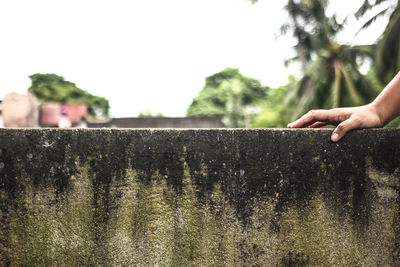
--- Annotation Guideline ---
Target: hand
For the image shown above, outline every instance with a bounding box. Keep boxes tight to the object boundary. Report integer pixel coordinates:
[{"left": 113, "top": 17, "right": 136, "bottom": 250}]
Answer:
[{"left": 287, "top": 104, "right": 384, "bottom": 142}]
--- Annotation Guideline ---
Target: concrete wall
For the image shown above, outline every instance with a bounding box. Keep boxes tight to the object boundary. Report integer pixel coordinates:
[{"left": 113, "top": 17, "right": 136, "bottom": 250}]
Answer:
[
  {"left": 0, "top": 128, "right": 399, "bottom": 266},
  {"left": 87, "top": 116, "right": 224, "bottom": 128}
]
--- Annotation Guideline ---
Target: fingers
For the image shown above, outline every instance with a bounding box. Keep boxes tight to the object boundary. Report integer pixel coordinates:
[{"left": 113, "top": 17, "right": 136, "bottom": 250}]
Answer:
[
  {"left": 331, "top": 116, "right": 361, "bottom": 142},
  {"left": 287, "top": 108, "right": 360, "bottom": 142},
  {"left": 288, "top": 109, "right": 333, "bottom": 128},
  {"left": 308, "top": 121, "right": 328, "bottom": 128}
]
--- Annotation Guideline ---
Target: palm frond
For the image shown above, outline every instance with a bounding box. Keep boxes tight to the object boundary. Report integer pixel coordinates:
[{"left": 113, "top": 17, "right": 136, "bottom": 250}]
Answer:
[
  {"left": 331, "top": 62, "right": 341, "bottom": 108},
  {"left": 356, "top": 8, "right": 389, "bottom": 35},
  {"left": 375, "top": 8, "right": 400, "bottom": 83},
  {"left": 355, "top": 0, "right": 373, "bottom": 18},
  {"left": 339, "top": 63, "right": 363, "bottom": 105},
  {"left": 291, "top": 79, "right": 317, "bottom": 120},
  {"left": 397, "top": 44, "right": 400, "bottom": 72},
  {"left": 284, "top": 75, "right": 308, "bottom": 105},
  {"left": 284, "top": 56, "right": 301, "bottom": 67},
  {"left": 348, "top": 44, "right": 375, "bottom": 57}
]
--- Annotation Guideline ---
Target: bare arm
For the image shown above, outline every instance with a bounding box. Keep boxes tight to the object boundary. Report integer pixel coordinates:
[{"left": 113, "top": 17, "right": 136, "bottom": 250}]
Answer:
[
  {"left": 371, "top": 71, "right": 400, "bottom": 125},
  {"left": 288, "top": 71, "right": 400, "bottom": 142}
]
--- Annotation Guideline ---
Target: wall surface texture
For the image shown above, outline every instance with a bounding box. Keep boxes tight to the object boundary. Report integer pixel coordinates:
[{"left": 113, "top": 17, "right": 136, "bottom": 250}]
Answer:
[
  {"left": 0, "top": 128, "right": 399, "bottom": 266},
  {"left": 86, "top": 116, "right": 224, "bottom": 128}
]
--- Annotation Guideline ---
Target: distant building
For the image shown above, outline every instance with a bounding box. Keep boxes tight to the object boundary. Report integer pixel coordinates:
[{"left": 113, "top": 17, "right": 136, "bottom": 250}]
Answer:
[
  {"left": 40, "top": 103, "right": 87, "bottom": 127},
  {"left": 2, "top": 92, "right": 40, "bottom": 127},
  {"left": 0, "top": 92, "right": 88, "bottom": 128},
  {"left": 87, "top": 116, "right": 225, "bottom": 128},
  {"left": 40, "top": 104, "right": 61, "bottom": 127},
  {"left": 0, "top": 93, "right": 222, "bottom": 129},
  {"left": 62, "top": 104, "right": 87, "bottom": 125}
]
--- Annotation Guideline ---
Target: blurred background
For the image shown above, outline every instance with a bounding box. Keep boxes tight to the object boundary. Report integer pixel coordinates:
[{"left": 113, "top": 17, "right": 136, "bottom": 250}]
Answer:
[{"left": 0, "top": 0, "right": 399, "bottom": 128}]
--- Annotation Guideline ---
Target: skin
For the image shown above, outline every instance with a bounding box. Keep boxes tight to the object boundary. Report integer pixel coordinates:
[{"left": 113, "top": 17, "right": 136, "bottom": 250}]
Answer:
[{"left": 288, "top": 71, "right": 400, "bottom": 142}]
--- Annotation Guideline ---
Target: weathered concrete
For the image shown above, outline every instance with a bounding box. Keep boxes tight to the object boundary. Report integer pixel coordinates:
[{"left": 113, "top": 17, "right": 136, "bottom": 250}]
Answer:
[
  {"left": 0, "top": 128, "right": 399, "bottom": 266},
  {"left": 86, "top": 116, "right": 224, "bottom": 128}
]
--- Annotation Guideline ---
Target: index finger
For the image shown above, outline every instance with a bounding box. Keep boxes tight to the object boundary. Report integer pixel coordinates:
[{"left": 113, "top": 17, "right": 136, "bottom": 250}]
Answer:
[{"left": 288, "top": 109, "right": 332, "bottom": 128}]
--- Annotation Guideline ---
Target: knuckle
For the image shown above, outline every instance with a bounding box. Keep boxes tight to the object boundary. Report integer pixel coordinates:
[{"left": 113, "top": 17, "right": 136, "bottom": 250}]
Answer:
[
  {"left": 336, "top": 124, "right": 346, "bottom": 131},
  {"left": 333, "top": 114, "right": 341, "bottom": 123},
  {"left": 308, "top": 109, "right": 317, "bottom": 118},
  {"left": 334, "top": 113, "right": 347, "bottom": 123},
  {"left": 338, "top": 114, "right": 347, "bottom": 122},
  {"left": 331, "top": 108, "right": 341, "bottom": 115}
]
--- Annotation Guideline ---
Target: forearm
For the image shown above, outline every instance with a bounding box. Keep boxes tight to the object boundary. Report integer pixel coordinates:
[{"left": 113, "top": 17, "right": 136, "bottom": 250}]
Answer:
[{"left": 371, "top": 71, "right": 400, "bottom": 125}]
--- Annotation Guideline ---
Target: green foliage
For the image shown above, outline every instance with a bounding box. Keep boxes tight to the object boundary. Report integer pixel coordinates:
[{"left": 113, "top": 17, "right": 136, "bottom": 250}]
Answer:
[
  {"left": 354, "top": 0, "right": 400, "bottom": 127},
  {"left": 355, "top": 0, "right": 400, "bottom": 84},
  {"left": 250, "top": 84, "right": 291, "bottom": 128},
  {"left": 385, "top": 116, "right": 400, "bottom": 128},
  {"left": 365, "top": 68, "right": 385, "bottom": 93},
  {"left": 28, "top": 73, "right": 109, "bottom": 118},
  {"left": 281, "top": 0, "right": 337, "bottom": 71},
  {"left": 138, "top": 110, "right": 164, "bottom": 118},
  {"left": 187, "top": 68, "right": 268, "bottom": 127},
  {"left": 249, "top": 0, "right": 399, "bottom": 128},
  {"left": 280, "top": 0, "right": 378, "bottom": 120},
  {"left": 287, "top": 49, "right": 378, "bottom": 120},
  {"left": 375, "top": 7, "right": 400, "bottom": 84}
]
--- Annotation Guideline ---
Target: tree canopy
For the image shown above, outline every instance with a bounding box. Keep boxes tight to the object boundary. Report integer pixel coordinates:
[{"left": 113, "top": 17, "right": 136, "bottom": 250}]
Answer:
[
  {"left": 187, "top": 68, "right": 268, "bottom": 127},
  {"left": 28, "top": 73, "right": 110, "bottom": 118},
  {"left": 279, "top": 0, "right": 378, "bottom": 119},
  {"left": 355, "top": 0, "right": 400, "bottom": 84},
  {"left": 193, "top": 0, "right": 400, "bottom": 128}
]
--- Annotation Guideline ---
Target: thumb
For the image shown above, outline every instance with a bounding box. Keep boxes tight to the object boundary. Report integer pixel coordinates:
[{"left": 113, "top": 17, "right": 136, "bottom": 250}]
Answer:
[{"left": 331, "top": 117, "right": 360, "bottom": 142}]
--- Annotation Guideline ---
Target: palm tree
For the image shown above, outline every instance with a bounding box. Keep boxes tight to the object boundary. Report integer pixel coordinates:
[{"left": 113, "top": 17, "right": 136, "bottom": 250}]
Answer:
[
  {"left": 286, "top": 43, "right": 376, "bottom": 119},
  {"left": 282, "top": 0, "right": 377, "bottom": 119},
  {"left": 355, "top": 0, "right": 400, "bottom": 84},
  {"left": 281, "top": 0, "right": 330, "bottom": 73}
]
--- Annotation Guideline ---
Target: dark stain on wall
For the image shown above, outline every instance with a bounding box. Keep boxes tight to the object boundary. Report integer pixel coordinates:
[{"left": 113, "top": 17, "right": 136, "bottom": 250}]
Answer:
[{"left": 0, "top": 128, "right": 399, "bottom": 266}]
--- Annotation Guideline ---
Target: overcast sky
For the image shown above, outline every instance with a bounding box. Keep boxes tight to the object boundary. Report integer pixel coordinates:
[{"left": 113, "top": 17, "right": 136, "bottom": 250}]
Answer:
[{"left": 0, "top": 0, "right": 388, "bottom": 117}]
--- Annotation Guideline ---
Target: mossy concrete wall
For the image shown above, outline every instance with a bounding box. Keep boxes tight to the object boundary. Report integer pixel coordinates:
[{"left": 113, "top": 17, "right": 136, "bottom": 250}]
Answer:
[{"left": 0, "top": 128, "right": 399, "bottom": 266}]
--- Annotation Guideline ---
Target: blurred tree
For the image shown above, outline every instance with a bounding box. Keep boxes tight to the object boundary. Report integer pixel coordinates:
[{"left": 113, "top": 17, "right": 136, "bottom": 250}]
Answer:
[
  {"left": 250, "top": 0, "right": 330, "bottom": 72},
  {"left": 281, "top": 0, "right": 377, "bottom": 120},
  {"left": 281, "top": 0, "right": 330, "bottom": 72},
  {"left": 286, "top": 44, "right": 377, "bottom": 119},
  {"left": 138, "top": 110, "right": 164, "bottom": 118},
  {"left": 28, "top": 73, "right": 110, "bottom": 118},
  {"left": 355, "top": 0, "right": 400, "bottom": 84},
  {"left": 187, "top": 68, "right": 268, "bottom": 127},
  {"left": 250, "top": 83, "right": 291, "bottom": 128}
]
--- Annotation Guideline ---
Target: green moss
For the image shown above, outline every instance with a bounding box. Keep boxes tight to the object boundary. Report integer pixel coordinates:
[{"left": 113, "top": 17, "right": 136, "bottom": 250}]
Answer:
[
  {"left": 51, "top": 160, "right": 98, "bottom": 266},
  {"left": 6, "top": 160, "right": 103, "bottom": 266},
  {"left": 273, "top": 194, "right": 369, "bottom": 266},
  {"left": 171, "top": 161, "right": 202, "bottom": 266},
  {"left": 8, "top": 182, "right": 55, "bottom": 266},
  {"left": 196, "top": 182, "right": 242, "bottom": 266},
  {"left": 365, "top": 158, "right": 400, "bottom": 265},
  {"left": 243, "top": 198, "right": 278, "bottom": 265},
  {"left": 106, "top": 168, "right": 177, "bottom": 266},
  {"left": 366, "top": 157, "right": 400, "bottom": 189}
]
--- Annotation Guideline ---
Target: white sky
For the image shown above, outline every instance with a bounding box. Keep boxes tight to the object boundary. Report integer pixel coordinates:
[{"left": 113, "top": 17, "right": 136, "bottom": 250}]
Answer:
[{"left": 0, "top": 0, "right": 388, "bottom": 117}]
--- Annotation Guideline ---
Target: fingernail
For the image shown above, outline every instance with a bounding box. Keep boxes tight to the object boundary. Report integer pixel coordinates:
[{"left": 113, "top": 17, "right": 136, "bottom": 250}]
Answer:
[
  {"left": 331, "top": 133, "right": 339, "bottom": 142},
  {"left": 287, "top": 123, "right": 293, "bottom": 128}
]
